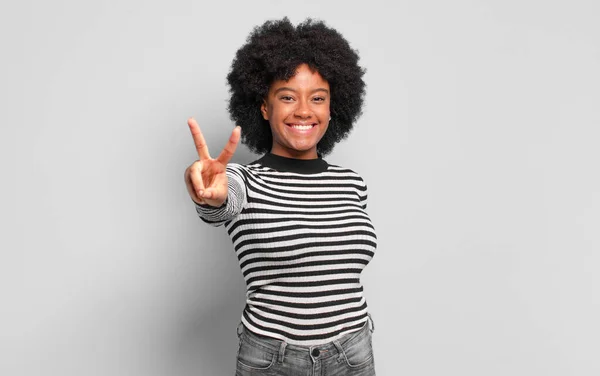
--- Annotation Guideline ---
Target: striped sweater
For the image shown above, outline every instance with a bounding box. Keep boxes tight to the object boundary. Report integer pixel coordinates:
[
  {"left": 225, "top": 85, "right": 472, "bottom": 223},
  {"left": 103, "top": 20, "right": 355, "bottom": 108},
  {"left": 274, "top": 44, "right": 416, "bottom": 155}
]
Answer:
[{"left": 195, "top": 152, "right": 377, "bottom": 346}]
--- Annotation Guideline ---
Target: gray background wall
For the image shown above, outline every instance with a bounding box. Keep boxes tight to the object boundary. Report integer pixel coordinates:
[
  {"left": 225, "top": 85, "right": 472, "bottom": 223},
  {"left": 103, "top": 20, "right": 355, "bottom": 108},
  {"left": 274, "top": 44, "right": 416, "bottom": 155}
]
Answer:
[{"left": 1, "top": 0, "right": 599, "bottom": 375}]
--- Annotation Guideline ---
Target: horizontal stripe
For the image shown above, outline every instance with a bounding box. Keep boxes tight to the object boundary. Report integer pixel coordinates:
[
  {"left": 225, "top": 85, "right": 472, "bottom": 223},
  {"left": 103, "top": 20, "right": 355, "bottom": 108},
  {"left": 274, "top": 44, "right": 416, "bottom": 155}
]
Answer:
[
  {"left": 255, "top": 286, "right": 363, "bottom": 298},
  {"left": 243, "top": 258, "right": 369, "bottom": 277},
  {"left": 237, "top": 239, "right": 376, "bottom": 263},
  {"left": 239, "top": 249, "right": 374, "bottom": 269},
  {"left": 246, "top": 268, "right": 364, "bottom": 286},
  {"left": 236, "top": 239, "right": 376, "bottom": 261}
]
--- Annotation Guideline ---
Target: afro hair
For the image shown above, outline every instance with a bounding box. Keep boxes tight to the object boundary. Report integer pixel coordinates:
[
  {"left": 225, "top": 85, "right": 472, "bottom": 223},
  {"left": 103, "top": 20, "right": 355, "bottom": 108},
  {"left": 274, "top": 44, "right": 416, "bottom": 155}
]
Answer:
[{"left": 226, "top": 17, "right": 366, "bottom": 156}]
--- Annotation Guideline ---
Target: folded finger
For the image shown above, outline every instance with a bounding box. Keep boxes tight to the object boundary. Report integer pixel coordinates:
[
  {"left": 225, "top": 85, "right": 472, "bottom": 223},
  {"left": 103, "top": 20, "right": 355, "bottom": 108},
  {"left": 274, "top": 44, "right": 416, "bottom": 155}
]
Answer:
[{"left": 189, "top": 162, "right": 206, "bottom": 197}]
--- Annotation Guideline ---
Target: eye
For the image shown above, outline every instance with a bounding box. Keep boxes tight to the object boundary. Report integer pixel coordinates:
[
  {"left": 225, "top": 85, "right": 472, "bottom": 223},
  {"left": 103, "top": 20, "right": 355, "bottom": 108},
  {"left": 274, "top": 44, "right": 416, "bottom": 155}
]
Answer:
[
  {"left": 280, "top": 95, "right": 294, "bottom": 102},
  {"left": 313, "top": 96, "right": 326, "bottom": 102}
]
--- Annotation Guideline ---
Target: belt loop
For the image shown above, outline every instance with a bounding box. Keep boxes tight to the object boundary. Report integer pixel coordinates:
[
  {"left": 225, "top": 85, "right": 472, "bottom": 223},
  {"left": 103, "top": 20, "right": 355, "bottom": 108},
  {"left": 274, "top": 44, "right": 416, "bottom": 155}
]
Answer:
[
  {"left": 278, "top": 341, "right": 287, "bottom": 364},
  {"left": 367, "top": 313, "right": 375, "bottom": 334},
  {"left": 236, "top": 321, "right": 244, "bottom": 338},
  {"left": 333, "top": 340, "right": 345, "bottom": 363}
]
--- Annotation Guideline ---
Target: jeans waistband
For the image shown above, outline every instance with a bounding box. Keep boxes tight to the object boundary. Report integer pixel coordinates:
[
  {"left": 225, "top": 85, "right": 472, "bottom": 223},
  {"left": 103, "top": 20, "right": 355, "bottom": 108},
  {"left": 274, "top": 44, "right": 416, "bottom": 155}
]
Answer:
[{"left": 236, "top": 313, "right": 375, "bottom": 363}]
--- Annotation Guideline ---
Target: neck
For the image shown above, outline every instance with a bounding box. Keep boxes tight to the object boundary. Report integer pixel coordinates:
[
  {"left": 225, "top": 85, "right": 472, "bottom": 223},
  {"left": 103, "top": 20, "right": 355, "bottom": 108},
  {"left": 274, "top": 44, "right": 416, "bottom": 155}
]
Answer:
[{"left": 270, "top": 147, "right": 318, "bottom": 160}]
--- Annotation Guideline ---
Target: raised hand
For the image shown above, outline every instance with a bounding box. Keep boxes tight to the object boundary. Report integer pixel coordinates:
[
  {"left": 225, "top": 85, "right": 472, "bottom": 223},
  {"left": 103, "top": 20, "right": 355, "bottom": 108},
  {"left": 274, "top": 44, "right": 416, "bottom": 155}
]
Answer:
[{"left": 184, "top": 118, "right": 241, "bottom": 207}]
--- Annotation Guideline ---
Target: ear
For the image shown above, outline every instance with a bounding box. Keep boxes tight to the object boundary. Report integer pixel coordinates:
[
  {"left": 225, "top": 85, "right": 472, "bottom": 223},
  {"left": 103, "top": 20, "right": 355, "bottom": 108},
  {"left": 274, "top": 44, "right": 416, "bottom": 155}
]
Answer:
[{"left": 260, "top": 100, "right": 269, "bottom": 120}]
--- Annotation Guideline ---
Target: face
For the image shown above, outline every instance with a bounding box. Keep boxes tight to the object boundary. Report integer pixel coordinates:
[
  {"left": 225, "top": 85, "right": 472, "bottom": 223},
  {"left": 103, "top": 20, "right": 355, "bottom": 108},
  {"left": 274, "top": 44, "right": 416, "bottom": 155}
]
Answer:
[{"left": 261, "top": 64, "right": 330, "bottom": 159}]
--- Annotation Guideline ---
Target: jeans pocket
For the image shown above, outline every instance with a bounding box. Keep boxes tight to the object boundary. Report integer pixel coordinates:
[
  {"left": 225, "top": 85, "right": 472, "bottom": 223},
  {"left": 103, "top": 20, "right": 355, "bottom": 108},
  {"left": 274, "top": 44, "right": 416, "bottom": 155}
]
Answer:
[
  {"left": 236, "top": 339, "right": 277, "bottom": 371},
  {"left": 340, "top": 328, "right": 374, "bottom": 368}
]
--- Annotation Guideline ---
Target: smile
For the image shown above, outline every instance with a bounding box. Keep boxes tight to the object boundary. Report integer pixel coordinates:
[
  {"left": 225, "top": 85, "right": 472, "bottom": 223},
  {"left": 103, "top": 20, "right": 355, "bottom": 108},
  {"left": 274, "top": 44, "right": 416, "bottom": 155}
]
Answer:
[{"left": 287, "top": 123, "right": 316, "bottom": 131}]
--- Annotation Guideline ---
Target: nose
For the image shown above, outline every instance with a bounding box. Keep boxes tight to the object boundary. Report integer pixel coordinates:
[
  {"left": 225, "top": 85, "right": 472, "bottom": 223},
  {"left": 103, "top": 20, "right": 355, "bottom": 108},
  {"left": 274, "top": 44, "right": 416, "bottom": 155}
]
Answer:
[{"left": 294, "top": 99, "right": 312, "bottom": 119}]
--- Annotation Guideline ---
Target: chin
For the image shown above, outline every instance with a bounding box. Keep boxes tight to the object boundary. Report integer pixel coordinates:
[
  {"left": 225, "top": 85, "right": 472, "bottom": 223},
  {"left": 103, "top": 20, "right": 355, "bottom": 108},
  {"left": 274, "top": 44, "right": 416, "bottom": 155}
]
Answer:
[{"left": 290, "top": 143, "right": 318, "bottom": 152}]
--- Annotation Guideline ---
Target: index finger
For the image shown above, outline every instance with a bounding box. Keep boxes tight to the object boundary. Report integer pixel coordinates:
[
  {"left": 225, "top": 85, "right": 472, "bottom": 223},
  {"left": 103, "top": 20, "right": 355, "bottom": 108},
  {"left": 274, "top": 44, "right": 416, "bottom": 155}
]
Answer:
[
  {"left": 187, "top": 117, "right": 211, "bottom": 160},
  {"left": 216, "top": 126, "right": 241, "bottom": 165}
]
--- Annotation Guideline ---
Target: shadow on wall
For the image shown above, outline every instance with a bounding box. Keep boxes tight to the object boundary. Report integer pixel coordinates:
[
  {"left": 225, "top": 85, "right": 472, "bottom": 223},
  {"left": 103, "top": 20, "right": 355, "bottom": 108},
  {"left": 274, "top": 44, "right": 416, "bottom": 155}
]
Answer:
[{"left": 165, "top": 227, "right": 247, "bottom": 375}]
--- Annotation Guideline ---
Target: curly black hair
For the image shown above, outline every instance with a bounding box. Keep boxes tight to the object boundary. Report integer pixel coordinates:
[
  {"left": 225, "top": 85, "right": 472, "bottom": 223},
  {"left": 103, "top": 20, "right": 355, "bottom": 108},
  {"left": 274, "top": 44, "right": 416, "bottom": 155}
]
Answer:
[{"left": 226, "top": 17, "right": 366, "bottom": 156}]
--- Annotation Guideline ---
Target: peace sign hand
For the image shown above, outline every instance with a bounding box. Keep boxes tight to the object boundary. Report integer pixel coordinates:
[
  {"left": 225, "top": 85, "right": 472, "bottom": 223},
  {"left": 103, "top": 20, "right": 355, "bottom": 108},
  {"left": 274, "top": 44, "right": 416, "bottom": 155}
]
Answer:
[{"left": 184, "top": 118, "right": 241, "bottom": 207}]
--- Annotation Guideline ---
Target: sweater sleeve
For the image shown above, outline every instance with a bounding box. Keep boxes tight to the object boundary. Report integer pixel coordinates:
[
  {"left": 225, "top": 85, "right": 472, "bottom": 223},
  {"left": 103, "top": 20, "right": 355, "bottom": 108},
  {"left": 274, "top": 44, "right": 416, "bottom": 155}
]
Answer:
[
  {"left": 359, "top": 182, "right": 368, "bottom": 210},
  {"left": 355, "top": 173, "right": 368, "bottom": 210},
  {"left": 194, "top": 164, "right": 247, "bottom": 227}
]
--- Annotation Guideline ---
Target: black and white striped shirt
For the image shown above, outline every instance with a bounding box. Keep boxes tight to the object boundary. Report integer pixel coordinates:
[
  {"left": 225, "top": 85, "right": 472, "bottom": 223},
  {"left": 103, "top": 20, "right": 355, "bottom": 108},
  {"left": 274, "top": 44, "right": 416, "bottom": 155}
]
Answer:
[{"left": 195, "top": 153, "right": 377, "bottom": 346}]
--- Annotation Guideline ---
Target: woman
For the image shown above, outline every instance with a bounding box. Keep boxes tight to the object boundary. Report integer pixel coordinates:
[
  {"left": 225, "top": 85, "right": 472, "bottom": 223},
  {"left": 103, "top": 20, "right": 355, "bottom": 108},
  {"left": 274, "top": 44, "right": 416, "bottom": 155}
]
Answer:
[{"left": 184, "top": 18, "right": 377, "bottom": 375}]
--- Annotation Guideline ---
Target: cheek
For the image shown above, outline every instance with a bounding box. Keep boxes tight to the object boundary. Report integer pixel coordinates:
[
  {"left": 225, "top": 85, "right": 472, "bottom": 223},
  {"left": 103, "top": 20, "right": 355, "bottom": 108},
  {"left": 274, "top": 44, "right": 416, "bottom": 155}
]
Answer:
[
  {"left": 267, "top": 101, "right": 287, "bottom": 118},
  {"left": 319, "top": 103, "right": 331, "bottom": 119},
  {"left": 274, "top": 108, "right": 294, "bottom": 122}
]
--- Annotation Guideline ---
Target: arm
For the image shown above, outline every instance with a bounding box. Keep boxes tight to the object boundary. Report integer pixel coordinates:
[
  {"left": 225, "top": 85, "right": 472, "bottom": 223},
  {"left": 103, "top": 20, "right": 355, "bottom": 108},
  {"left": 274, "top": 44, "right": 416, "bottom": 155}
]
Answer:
[{"left": 356, "top": 174, "right": 368, "bottom": 210}]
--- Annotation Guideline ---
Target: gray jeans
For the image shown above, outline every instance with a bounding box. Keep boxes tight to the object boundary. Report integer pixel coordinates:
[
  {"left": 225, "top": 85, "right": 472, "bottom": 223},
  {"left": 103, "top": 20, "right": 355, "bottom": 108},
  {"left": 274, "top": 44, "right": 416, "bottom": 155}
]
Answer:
[{"left": 235, "top": 315, "right": 376, "bottom": 376}]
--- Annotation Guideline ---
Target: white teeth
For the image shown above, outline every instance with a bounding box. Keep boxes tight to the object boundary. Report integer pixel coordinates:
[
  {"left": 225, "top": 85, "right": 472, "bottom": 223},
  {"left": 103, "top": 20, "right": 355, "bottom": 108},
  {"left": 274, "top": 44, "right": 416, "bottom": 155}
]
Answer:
[{"left": 291, "top": 124, "right": 314, "bottom": 130}]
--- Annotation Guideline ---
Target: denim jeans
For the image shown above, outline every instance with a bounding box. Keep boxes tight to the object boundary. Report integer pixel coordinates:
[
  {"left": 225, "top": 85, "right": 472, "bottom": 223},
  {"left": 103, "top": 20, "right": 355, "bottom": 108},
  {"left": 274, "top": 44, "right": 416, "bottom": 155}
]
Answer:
[{"left": 234, "top": 315, "right": 376, "bottom": 376}]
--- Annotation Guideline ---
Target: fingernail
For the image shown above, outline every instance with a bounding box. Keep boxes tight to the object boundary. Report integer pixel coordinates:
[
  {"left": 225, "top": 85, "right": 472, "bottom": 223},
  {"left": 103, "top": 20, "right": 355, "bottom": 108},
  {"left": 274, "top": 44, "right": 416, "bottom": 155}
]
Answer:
[{"left": 198, "top": 190, "right": 204, "bottom": 196}]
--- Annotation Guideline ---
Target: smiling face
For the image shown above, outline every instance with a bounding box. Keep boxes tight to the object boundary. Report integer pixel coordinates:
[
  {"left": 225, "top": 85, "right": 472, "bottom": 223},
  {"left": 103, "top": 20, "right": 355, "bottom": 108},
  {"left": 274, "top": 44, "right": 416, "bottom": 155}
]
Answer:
[{"left": 261, "top": 64, "right": 331, "bottom": 159}]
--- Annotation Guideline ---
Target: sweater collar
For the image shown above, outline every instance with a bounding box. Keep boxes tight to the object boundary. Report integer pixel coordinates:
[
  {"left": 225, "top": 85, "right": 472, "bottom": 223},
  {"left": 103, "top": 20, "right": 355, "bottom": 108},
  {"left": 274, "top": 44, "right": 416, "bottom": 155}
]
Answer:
[{"left": 254, "top": 153, "right": 329, "bottom": 174}]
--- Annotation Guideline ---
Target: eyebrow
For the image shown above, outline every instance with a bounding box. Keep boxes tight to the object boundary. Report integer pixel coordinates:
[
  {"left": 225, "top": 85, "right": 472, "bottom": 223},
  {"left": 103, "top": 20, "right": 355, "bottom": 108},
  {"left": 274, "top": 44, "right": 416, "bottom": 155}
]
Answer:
[{"left": 273, "top": 87, "right": 329, "bottom": 95}]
